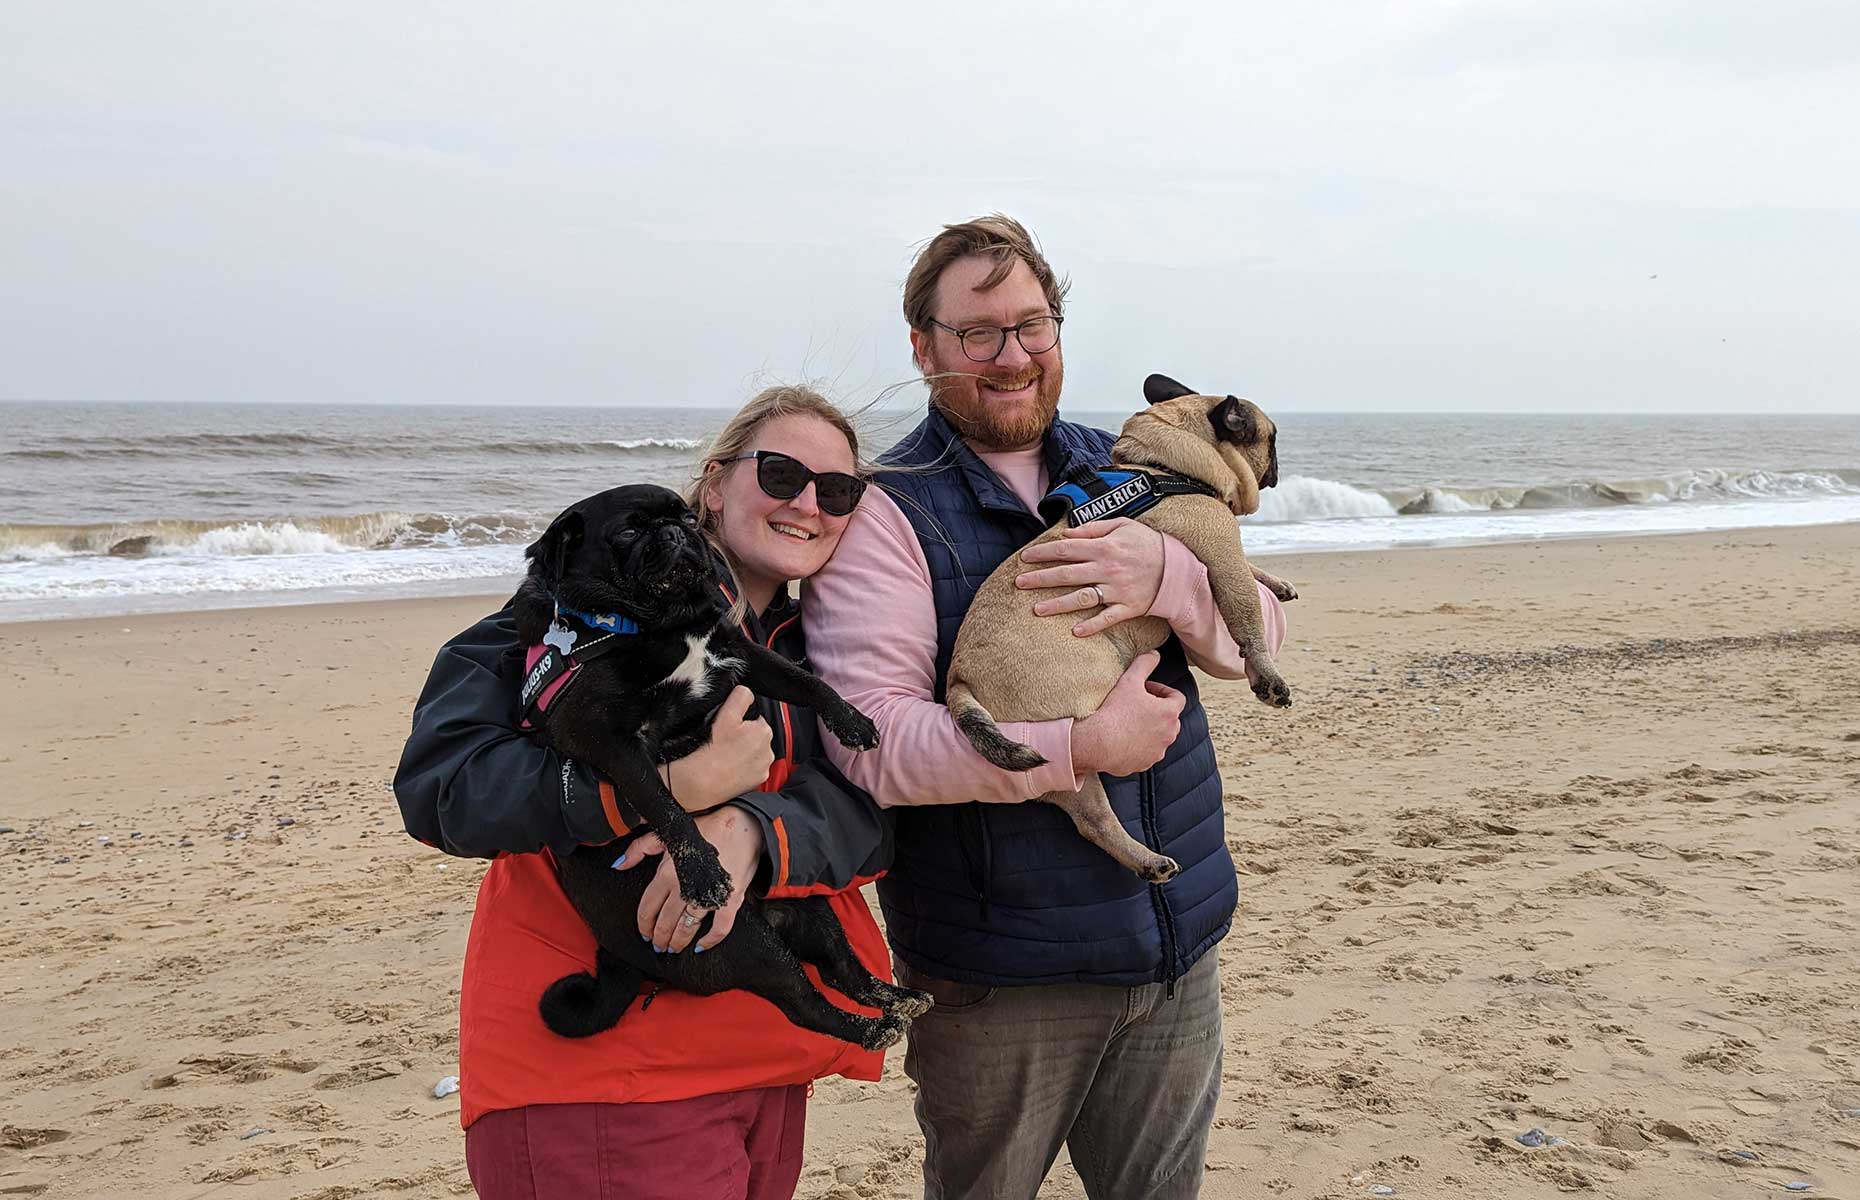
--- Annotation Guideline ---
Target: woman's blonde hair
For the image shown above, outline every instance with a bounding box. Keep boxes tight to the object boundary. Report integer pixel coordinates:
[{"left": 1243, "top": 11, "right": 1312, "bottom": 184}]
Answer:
[{"left": 685, "top": 385, "right": 866, "bottom": 612}]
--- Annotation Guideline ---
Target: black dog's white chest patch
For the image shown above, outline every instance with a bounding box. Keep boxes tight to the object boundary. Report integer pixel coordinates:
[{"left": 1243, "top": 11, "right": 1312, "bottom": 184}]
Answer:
[{"left": 662, "top": 633, "right": 743, "bottom": 700}]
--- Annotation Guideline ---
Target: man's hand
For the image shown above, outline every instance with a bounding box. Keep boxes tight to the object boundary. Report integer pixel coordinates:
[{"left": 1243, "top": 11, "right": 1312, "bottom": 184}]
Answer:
[
  {"left": 618, "top": 806, "right": 765, "bottom": 953},
  {"left": 661, "top": 686, "right": 774, "bottom": 813},
  {"left": 1016, "top": 518, "right": 1165, "bottom": 638},
  {"left": 1069, "top": 651, "right": 1184, "bottom": 777}
]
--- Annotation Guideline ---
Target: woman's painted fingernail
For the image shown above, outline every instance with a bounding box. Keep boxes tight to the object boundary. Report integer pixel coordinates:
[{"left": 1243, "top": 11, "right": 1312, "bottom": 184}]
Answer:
[
  {"left": 611, "top": 853, "right": 627, "bottom": 869},
  {"left": 693, "top": 945, "right": 706, "bottom": 955},
  {"left": 652, "top": 944, "right": 665, "bottom": 954}
]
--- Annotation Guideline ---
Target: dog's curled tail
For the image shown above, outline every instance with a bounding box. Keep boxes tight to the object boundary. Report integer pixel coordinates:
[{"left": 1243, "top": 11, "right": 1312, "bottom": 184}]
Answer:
[
  {"left": 948, "top": 680, "right": 1047, "bottom": 771},
  {"left": 539, "top": 948, "right": 644, "bottom": 1039}
]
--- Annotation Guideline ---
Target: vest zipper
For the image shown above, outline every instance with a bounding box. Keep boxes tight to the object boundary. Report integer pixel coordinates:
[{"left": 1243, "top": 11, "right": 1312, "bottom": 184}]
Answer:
[{"left": 1138, "top": 767, "right": 1179, "bottom": 997}]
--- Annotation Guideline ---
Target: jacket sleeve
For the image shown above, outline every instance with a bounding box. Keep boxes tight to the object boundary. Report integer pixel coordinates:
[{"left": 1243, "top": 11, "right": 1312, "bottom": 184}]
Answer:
[
  {"left": 393, "top": 609, "right": 622, "bottom": 858},
  {"left": 728, "top": 758, "right": 891, "bottom": 896}
]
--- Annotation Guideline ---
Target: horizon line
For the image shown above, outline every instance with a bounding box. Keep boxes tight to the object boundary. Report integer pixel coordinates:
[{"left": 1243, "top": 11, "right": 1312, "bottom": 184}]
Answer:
[{"left": 2, "top": 396, "right": 1855, "bottom": 419}]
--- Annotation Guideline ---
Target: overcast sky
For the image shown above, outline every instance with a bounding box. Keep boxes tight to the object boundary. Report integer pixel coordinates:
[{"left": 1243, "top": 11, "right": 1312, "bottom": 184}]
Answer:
[{"left": 4, "top": 1, "right": 1856, "bottom": 413}]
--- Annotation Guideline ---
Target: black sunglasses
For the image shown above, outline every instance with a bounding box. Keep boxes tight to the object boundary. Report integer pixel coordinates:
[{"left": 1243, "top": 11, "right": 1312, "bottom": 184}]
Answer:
[{"left": 729, "top": 450, "right": 868, "bottom": 517}]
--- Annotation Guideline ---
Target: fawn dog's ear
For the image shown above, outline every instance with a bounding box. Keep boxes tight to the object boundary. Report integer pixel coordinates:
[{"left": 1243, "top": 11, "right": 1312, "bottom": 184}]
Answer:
[
  {"left": 525, "top": 507, "right": 585, "bottom": 584},
  {"left": 1143, "top": 374, "right": 1197, "bottom": 405}
]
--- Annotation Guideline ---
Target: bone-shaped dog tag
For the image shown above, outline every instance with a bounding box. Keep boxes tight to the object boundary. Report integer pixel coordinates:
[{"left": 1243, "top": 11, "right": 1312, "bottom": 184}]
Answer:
[{"left": 542, "top": 622, "right": 578, "bottom": 656}]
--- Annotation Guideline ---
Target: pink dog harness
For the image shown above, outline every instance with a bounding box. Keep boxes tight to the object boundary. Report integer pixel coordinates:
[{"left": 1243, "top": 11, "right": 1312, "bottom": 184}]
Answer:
[{"left": 518, "top": 603, "right": 639, "bottom": 730}]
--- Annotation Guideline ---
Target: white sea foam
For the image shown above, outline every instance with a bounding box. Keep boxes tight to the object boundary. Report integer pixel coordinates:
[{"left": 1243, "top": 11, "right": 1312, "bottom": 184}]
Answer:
[
  {"left": 0, "top": 543, "right": 528, "bottom": 621},
  {"left": 1252, "top": 476, "right": 1397, "bottom": 523},
  {"left": 1241, "top": 493, "right": 1860, "bottom": 557},
  {"left": 602, "top": 437, "right": 703, "bottom": 451},
  {"left": 169, "top": 521, "right": 361, "bottom": 557}
]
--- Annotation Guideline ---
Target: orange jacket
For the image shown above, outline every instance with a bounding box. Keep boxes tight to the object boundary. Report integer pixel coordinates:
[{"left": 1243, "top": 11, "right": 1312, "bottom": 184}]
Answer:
[
  {"left": 457, "top": 844, "right": 887, "bottom": 1126},
  {"left": 392, "top": 594, "right": 893, "bottom": 1128}
]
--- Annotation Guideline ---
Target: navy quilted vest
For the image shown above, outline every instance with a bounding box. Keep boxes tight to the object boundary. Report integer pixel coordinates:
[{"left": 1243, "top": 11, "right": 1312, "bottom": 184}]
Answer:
[{"left": 874, "top": 408, "right": 1236, "bottom": 989}]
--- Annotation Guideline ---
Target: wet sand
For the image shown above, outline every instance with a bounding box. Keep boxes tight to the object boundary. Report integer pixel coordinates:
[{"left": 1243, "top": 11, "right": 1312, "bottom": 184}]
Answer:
[{"left": 2, "top": 523, "right": 1857, "bottom": 1198}]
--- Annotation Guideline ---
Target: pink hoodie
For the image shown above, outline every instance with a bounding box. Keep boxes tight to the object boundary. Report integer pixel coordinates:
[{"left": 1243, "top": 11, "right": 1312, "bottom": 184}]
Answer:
[{"left": 802, "top": 443, "right": 1287, "bottom": 808}]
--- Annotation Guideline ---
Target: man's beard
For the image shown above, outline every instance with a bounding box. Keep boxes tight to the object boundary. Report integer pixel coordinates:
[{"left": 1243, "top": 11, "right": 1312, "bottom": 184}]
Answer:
[{"left": 927, "top": 360, "right": 1064, "bottom": 452}]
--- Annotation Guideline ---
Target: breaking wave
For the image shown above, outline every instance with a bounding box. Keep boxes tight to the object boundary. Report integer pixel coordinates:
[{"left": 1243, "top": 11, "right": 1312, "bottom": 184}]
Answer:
[
  {"left": 0, "top": 512, "right": 543, "bottom": 563},
  {"left": 1252, "top": 468, "right": 1860, "bottom": 524}
]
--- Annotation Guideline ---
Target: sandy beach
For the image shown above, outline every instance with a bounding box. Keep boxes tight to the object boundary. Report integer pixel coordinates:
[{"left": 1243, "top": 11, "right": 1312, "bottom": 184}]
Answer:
[{"left": 3, "top": 523, "right": 1858, "bottom": 1199}]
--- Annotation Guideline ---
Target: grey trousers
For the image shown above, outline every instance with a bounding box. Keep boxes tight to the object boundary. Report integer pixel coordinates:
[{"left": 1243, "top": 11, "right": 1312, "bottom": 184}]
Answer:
[{"left": 898, "top": 950, "right": 1222, "bottom": 1200}]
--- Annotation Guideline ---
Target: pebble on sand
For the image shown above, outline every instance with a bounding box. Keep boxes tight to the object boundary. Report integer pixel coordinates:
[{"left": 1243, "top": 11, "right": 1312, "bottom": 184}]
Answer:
[{"left": 434, "top": 1075, "right": 460, "bottom": 1099}]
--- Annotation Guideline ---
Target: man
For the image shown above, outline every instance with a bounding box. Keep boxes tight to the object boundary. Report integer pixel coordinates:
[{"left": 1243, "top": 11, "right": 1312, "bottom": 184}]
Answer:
[{"left": 803, "top": 215, "right": 1288, "bottom": 1199}]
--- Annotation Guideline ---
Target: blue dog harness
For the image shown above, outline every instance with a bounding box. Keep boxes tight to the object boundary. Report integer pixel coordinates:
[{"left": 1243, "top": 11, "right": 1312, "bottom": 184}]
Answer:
[{"left": 1038, "top": 466, "right": 1222, "bottom": 528}]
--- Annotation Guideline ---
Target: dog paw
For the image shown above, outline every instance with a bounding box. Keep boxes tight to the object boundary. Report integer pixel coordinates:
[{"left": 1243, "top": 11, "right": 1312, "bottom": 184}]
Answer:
[
  {"left": 1252, "top": 674, "right": 1293, "bottom": 708},
  {"left": 862, "top": 1015, "right": 909, "bottom": 1051},
  {"left": 672, "top": 849, "right": 733, "bottom": 911},
  {"left": 825, "top": 706, "right": 880, "bottom": 752},
  {"left": 681, "top": 872, "right": 733, "bottom": 912},
  {"left": 1270, "top": 579, "right": 1299, "bottom": 602},
  {"left": 1141, "top": 856, "right": 1181, "bottom": 884},
  {"left": 883, "top": 986, "right": 936, "bottom": 1019}
]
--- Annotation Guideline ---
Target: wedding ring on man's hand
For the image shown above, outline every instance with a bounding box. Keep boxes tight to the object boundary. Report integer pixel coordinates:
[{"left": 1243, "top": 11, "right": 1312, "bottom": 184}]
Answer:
[{"left": 1086, "top": 584, "right": 1105, "bottom": 608}]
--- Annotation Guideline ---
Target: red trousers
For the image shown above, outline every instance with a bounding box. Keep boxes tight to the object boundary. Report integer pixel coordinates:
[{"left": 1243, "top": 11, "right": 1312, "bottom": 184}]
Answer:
[{"left": 465, "top": 1086, "right": 808, "bottom": 1200}]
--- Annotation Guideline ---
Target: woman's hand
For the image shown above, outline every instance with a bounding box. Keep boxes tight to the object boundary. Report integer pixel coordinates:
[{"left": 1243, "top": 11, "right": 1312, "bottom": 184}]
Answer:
[
  {"left": 661, "top": 686, "right": 774, "bottom": 813},
  {"left": 618, "top": 806, "right": 765, "bottom": 953}
]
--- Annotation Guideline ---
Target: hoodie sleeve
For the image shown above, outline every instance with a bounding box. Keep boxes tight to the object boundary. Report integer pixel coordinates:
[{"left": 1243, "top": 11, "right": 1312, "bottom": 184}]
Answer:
[
  {"left": 728, "top": 758, "right": 892, "bottom": 897},
  {"left": 393, "top": 609, "right": 622, "bottom": 858}
]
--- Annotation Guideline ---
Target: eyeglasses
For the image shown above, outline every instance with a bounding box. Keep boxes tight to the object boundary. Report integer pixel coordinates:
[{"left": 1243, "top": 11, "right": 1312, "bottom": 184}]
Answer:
[
  {"left": 927, "top": 314, "right": 1064, "bottom": 363},
  {"left": 729, "top": 451, "right": 868, "bottom": 517}
]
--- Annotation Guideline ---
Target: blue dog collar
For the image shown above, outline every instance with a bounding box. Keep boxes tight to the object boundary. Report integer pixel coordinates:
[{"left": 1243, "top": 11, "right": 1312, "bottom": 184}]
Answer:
[{"left": 556, "top": 603, "right": 640, "bottom": 635}]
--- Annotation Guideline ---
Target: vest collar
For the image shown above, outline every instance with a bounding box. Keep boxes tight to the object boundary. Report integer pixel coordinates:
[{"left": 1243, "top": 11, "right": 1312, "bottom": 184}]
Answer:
[{"left": 901, "top": 407, "right": 1100, "bottom": 521}]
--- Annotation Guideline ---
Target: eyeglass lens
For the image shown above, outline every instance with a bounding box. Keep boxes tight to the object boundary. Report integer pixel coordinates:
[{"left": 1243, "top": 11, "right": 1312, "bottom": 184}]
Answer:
[
  {"left": 958, "top": 316, "right": 1060, "bottom": 362},
  {"left": 755, "top": 453, "right": 864, "bottom": 516}
]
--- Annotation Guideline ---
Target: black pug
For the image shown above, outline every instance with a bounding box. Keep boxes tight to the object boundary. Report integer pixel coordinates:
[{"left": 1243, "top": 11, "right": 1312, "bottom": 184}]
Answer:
[{"left": 512, "top": 483, "right": 931, "bottom": 1050}]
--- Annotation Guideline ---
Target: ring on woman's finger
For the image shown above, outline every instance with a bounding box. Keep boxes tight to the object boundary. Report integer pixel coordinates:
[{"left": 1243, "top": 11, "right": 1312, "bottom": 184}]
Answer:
[{"left": 678, "top": 911, "right": 702, "bottom": 928}]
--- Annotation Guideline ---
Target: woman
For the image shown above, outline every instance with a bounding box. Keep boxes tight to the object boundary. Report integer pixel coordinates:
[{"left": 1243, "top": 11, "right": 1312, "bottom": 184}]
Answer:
[{"left": 394, "top": 386, "right": 889, "bottom": 1200}]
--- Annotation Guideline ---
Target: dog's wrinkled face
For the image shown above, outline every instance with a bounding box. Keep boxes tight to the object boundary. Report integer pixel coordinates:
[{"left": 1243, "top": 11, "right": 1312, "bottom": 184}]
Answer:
[
  {"left": 526, "top": 484, "right": 721, "bottom": 626},
  {"left": 1124, "top": 373, "right": 1280, "bottom": 514},
  {"left": 1207, "top": 395, "right": 1279, "bottom": 492}
]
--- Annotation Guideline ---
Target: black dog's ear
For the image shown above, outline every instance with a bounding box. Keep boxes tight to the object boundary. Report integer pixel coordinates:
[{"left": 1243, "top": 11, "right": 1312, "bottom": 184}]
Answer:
[
  {"left": 1213, "top": 396, "right": 1256, "bottom": 443},
  {"left": 525, "top": 507, "right": 585, "bottom": 583},
  {"left": 1143, "top": 374, "right": 1197, "bottom": 405}
]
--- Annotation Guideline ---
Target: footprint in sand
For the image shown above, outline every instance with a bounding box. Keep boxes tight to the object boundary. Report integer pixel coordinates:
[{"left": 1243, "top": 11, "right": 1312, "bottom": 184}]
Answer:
[
  {"left": 0, "top": 1126, "right": 70, "bottom": 1149},
  {"left": 147, "top": 1052, "right": 320, "bottom": 1089},
  {"left": 1682, "top": 1035, "right": 1760, "bottom": 1074},
  {"left": 312, "top": 1059, "right": 405, "bottom": 1090}
]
